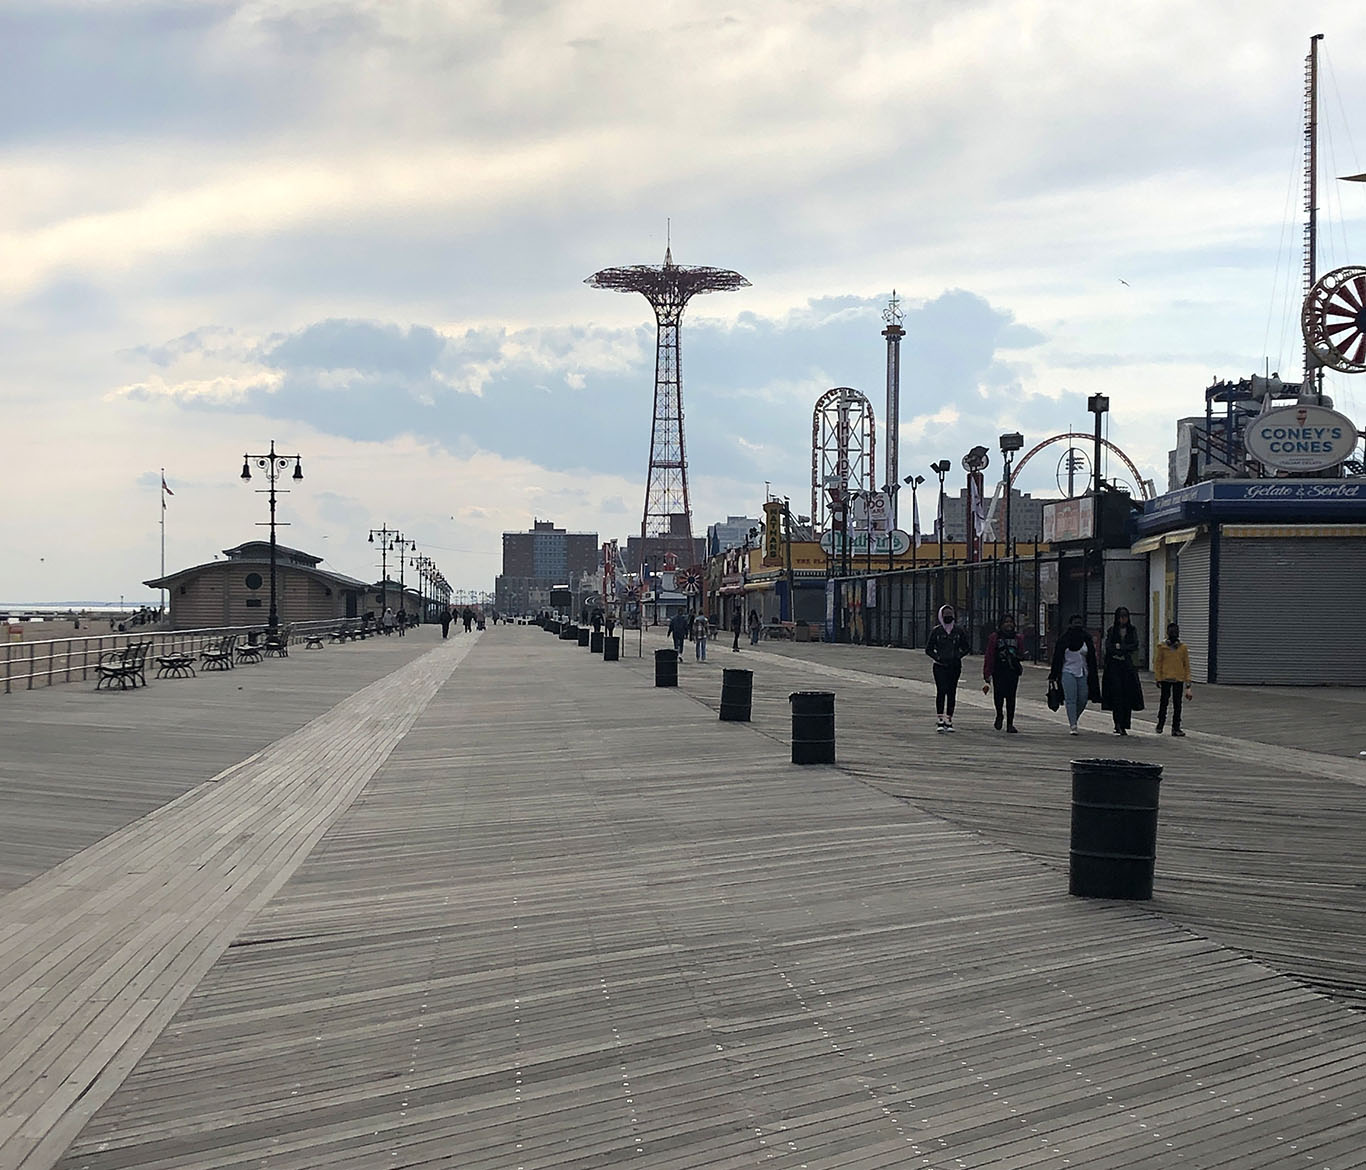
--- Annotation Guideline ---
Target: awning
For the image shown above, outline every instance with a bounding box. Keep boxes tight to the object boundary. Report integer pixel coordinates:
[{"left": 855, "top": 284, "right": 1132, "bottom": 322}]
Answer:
[
  {"left": 743, "top": 581, "right": 775, "bottom": 593},
  {"left": 1130, "top": 525, "right": 1201, "bottom": 555}
]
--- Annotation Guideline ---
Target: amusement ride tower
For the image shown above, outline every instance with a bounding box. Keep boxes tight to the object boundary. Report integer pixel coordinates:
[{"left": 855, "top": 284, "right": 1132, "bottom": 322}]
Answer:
[{"left": 587, "top": 245, "right": 749, "bottom": 574}]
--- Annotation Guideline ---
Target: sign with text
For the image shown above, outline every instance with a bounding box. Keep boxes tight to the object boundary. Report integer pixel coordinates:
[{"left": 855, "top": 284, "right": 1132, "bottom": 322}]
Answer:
[
  {"left": 850, "top": 490, "right": 893, "bottom": 533},
  {"left": 763, "top": 500, "right": 785, "bottom": 565},
  {"left": 820, "top": 529, "right": 911, "bottom": 556},
  {"left": 1243, "top": 404, "right": 1358, "bottom": 472},
  {"left": 1042, "top": 497, "right": 1095, "bottom": 543}
]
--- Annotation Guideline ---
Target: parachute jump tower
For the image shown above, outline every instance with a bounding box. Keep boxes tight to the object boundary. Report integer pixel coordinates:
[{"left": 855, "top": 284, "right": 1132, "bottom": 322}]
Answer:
[{"left": 587, "top": 246, "right": 749, "bottom": 573}]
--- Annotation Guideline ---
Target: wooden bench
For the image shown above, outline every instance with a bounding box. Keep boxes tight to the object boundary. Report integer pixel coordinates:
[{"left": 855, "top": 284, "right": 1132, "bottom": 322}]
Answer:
[
  {"left": 329, "top": 622, "right": 358, "bottom": 643},
  {"left": 154, "top": 650, "right": 196, "bottom": 678},
  {"left": 761, "top": 621, "right": 797, "bottom": 641},
  {"left": 95, "top": 643, "right": 150, "bottom": 690},
  {"left": 200, "top": 635, "right": 237, "bottom": 671}
]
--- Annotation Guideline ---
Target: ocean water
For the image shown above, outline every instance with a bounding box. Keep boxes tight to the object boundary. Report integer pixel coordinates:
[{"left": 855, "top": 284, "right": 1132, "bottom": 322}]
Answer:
[{"left": 0, "top": 603, "right": 156, "bottom": 618}]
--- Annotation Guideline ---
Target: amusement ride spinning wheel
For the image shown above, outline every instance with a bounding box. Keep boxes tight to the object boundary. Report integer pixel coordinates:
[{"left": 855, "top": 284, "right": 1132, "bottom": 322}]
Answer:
[{"left": 1302, "top": 265, "right": 1366, "bottom": 373}]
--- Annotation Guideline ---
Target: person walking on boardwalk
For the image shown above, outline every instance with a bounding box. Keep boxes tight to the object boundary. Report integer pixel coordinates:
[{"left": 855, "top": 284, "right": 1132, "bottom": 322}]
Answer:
[
  {"left": 730, "top": 608, "right": 743, "bottom": 651},
  {"left": 605, "top": 611, "right": 616, "bottom": 637},
  {"left": 748, "top": 608, "right": 762, "bottom": 645},
  {"left": 667, "top": 610, "right": 690, "bottom": 662},
  {"left": 439, "top": 606, "right": 452, "bottom": 639},
  {"left": 1101, "top": 606, "right": 1144, "bottom": 736},
  {"left": 591, "top": 608, "right": 603, "bottom": 634},
  {"left": 692, "top": 611, "right": 710, "bottom": 661},
  {"left": 396, "top": 608, "right": 407, "bottom": 636},
  {"left": 462, "top": 607, "right": 474, "bottom": 633},
  {"left": 926, "top": 604, "right": 970, "bottom": 733},
  {"left": 1050, "top": 614, "right": 1100, "bottom": 735},
  {"left": 382, "top": 607, "right": 396, "bottom": 635},
  {"left": 1153, "top": 621, "right": 1192, "bottom": 736},
  {"left": 982, "top": 614, "right": 1024, "bottom": 733}
]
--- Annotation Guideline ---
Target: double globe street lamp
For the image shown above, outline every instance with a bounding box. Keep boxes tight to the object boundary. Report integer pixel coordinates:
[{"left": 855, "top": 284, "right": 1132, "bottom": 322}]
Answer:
[{"left": 240, "top": 441, "right": 303, "bottom": 635}]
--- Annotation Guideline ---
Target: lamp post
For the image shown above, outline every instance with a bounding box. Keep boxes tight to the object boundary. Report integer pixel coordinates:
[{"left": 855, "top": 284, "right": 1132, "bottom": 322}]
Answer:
[
  {"left": 999, "top": 431, "right": 1025, "bottom": 618},
  {"left": 931, "top": 460, "right": 952, "bottom": 566},
  {"left": 1086, "top": 394, "right": 1110, "bottom": 631},
  {"left": 368, "top": 525, "right": 399, "bottom": 613},
  {"left": 240, "top": 440, "right": 303, "bottom": 634},
  {"left": 1087, "top": 395, "right": 1109, "bottom": 498},
  {"left": 392, "top": 535, "right": 415, "bottom": 618},
  {"left": 904, "top": 474, "right": 924, "bottom": 571}
]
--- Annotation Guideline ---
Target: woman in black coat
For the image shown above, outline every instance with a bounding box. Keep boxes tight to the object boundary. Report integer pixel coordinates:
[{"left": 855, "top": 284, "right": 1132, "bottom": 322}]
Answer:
[{"left": 1101, "top": 606, "right": 1144, "bottom": 735}]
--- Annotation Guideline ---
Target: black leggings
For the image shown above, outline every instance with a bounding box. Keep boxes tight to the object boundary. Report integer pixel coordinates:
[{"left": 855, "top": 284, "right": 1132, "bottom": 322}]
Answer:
[
  {"left": 993, "top": 672, "right": 1019, "bottom": 725},
  {"left": 933, "top": 661, "right": 962, "bottom": 717}
]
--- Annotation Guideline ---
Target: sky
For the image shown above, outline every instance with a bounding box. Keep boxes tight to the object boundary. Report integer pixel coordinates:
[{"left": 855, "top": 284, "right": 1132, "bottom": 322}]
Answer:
[{"left": 4, "top": 0, "right": 1366, "bottom": 602}]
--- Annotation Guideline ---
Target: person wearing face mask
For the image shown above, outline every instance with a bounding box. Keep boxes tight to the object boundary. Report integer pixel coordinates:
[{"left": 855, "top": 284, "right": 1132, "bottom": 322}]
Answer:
[
  {"left": 982, "top": 614, "right": 1025, "bottom": 733},
  {"left": 1152, "top": 621, "right": 1192, "bottom": 736},
  {"left": 926, "top": 604, "right": 971, "bottom": 732},
  {"left": 1101, "top": 605, "right": 1144, "bottom": 736},
  {"left": 1049, "top": 614, "right": 1100, "bottom": 735}
]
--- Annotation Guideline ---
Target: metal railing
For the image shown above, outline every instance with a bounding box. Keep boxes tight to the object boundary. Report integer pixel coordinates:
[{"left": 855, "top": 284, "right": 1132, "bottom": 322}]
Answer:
[{"left": 1, "top": 619, "right": 343, "bottom": 695}]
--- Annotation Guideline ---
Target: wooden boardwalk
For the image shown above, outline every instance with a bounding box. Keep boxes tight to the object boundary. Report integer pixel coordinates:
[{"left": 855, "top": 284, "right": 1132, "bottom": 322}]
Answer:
[{"left": 0, "top": 626, "right": 1362, "bottom": 1168}]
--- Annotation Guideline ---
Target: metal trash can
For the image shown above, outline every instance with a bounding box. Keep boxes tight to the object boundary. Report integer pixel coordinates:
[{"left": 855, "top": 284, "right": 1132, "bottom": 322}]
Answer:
[
  {"left": 590, "top": 631, "right": 603, "bottom": 653},
  {"left": 561, "top": 624, "right": 577, "bottom": 641},
  {"left": 719, "top": 669, "right": 753, "bottom": 722},
  {"left": 577, "top": 627, "right": 590, "bottom": 647},
  {"left": 1069, "top": 758, "right": 1162, "bottom": 900},
  {"left": 603, "top": 635, "right": 620, "bottom": 662},
  {"left": 654, "top": 648, "right": 678, "bottom": 687},
  {"left": 789, "top": 691, "right": 835, "bottom": 764}
]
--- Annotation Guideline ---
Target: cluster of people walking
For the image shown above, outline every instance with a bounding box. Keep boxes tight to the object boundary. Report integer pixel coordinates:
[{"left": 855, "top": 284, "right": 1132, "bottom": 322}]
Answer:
[{"left": 926, "top": 607, "right": 1192, "bottom": 736}]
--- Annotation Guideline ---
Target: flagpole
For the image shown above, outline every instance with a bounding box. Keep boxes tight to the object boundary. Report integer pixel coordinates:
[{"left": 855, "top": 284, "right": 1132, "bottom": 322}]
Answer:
[{"left": 160, "top": 468, "right": 166, "bottom": 616}]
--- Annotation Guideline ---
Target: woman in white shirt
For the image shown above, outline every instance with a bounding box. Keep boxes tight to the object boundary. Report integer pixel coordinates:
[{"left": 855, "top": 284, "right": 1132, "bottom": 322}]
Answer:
[{"left": 1049, "top": 614, "right": 1100, "bottom": 735}]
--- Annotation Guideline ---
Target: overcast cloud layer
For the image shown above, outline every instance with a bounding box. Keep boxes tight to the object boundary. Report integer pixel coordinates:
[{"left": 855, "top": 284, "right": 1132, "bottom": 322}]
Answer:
[{"left": 4, "top": 0, "right": 1365, "bottom": 601}]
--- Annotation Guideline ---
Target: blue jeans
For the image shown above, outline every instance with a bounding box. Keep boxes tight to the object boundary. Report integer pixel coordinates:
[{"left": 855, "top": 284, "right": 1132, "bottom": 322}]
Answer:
[
  {"left": 1061, "top": 671, "right": 1089, "bottom": 726},
  {"left": 696, "top": 638, "right": 707, "bottom": 661}
]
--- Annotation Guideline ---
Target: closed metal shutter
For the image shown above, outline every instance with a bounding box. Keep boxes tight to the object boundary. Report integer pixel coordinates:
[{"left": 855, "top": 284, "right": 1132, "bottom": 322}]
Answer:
[
  {"left": 1176, "top": 536, "right": 1211, "bottom": 682},
  {"left": 1219, "top": 537, "right": 1366, "bottom": 684}
]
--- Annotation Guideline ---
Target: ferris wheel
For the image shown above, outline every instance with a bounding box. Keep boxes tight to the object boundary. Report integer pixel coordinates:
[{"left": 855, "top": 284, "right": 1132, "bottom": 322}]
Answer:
[{"left": 1302, "top": 265, "right": 1366, "bottom": 374}]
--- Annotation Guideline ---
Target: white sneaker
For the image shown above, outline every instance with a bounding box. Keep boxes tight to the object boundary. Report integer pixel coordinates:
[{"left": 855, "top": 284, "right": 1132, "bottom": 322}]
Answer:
[
  {"left": 936, "top": 718, "right": 946, "bottom": 732},
  {"left": 1069, "top": 725, "right": 1079, "bottom": 736},
  {"left": 943, "top": 721, "right": 955, "bottom": 733}
]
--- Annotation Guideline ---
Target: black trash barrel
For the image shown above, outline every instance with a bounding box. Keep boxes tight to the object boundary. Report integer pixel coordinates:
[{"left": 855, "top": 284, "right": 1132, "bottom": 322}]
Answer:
[
  {"left": 590, "top": 631, "right": 603, "bottom": 653},
  {"left": 719, "top": 669, "right": 753, "bottom": 722},
  {"left": 577, "top": 627, "right": 590, "bottom": 647},
  {"left": 1069, "top": 758, "right": 1162, "bottom": 900},
  {"left": 603, "top": 635, "right": 620, "bottom": 662},
  {"left": 560, "top": 624, "right": 575, "bottom": 640},
  {"left": 789, "top": 691, "right": 835, "bottom": 764},
  {"left": 654, "top": 648, "right": 678, "bottom": 687}
]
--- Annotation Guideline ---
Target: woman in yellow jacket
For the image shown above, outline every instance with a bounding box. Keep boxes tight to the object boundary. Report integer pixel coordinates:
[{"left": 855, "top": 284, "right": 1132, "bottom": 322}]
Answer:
[{"left": 1153, "top": 621, "right": 1193, "bottom": 736}]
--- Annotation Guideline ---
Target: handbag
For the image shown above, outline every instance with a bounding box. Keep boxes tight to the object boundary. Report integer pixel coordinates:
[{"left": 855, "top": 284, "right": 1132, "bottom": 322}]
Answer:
[{"left": 1046, "top": 677, "right": 1063, "bottom": 712}]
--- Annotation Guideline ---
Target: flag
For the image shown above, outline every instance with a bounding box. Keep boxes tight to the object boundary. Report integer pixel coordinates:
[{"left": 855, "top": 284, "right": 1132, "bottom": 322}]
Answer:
[
  {"left": 161, "top": 472, "right": 173, "bottom": 510},
  {"left": 1341, "top": 173, "right": 1366, "bottom": 183},
  {"left": 911, "top": 488, "right": 923, "bottom": 548},
  {"left": 969, "top": 474, "right": 986, "bottom": 539}
]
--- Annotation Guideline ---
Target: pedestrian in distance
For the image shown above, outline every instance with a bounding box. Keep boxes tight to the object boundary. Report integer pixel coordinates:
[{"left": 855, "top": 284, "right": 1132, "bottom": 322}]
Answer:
[
  {"left": 1153, "top": 621, "right": 1192, "bottom": 736},
  {"left": 439, "top": 607, "right": 452, "bottom": 639},
  {"left": 667, "top": 611, "right": 690, "bottom": 662},
  {"left": 925, "top": 604, "right": 970, "bottom": 732},
  {"left": 383, "top": 607, "right": 396, "bottom": 635},
  {"left": 605, "top": 612, "right": 616, "bottom": 637},
  {"left": 730, "top": 608, "right": 742, "bottom": 651},
  {"left": 462, "top": 608, "right": 474, "bottom": 633},
  {"left": 982, "top": 614, "right": 1025, "bottom": 733},
  {"left": 748, "top": 608, "right": 761, "bottom": 645},
  {"left": 591, "top": 608, "right": 603, "bottom": 633},
  {"left": 692, "top": 612, "right": 710, "bottom": 661},
  {"left": 1101, "top": 606, "right": 1144, "bottom": 736},
  {"left": 1050, "top": 614, "right": 1100, "bottom": 735},
  {"left": 396, "top": 609, "right": 407, "bottom": 636}
]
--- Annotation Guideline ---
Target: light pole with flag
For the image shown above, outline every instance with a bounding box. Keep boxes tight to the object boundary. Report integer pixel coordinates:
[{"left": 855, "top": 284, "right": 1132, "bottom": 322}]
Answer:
[{"left": 160, "top": 470, "right": 174, "bottom": 615}]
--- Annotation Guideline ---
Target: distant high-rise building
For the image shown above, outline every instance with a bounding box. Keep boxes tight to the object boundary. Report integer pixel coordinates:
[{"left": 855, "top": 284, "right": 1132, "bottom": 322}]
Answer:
[
  {"left": 496, "top": 519, "right": 599, "bottom": 614},
  {"left": 706, "top": 516, "right": 764, "bottom": 554}
]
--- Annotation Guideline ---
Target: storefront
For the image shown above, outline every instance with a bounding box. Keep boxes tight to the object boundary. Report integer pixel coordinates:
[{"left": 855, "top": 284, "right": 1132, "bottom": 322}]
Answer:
[{"left": 1133, "top": 481, "right": 1366, "bottom": 683}]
